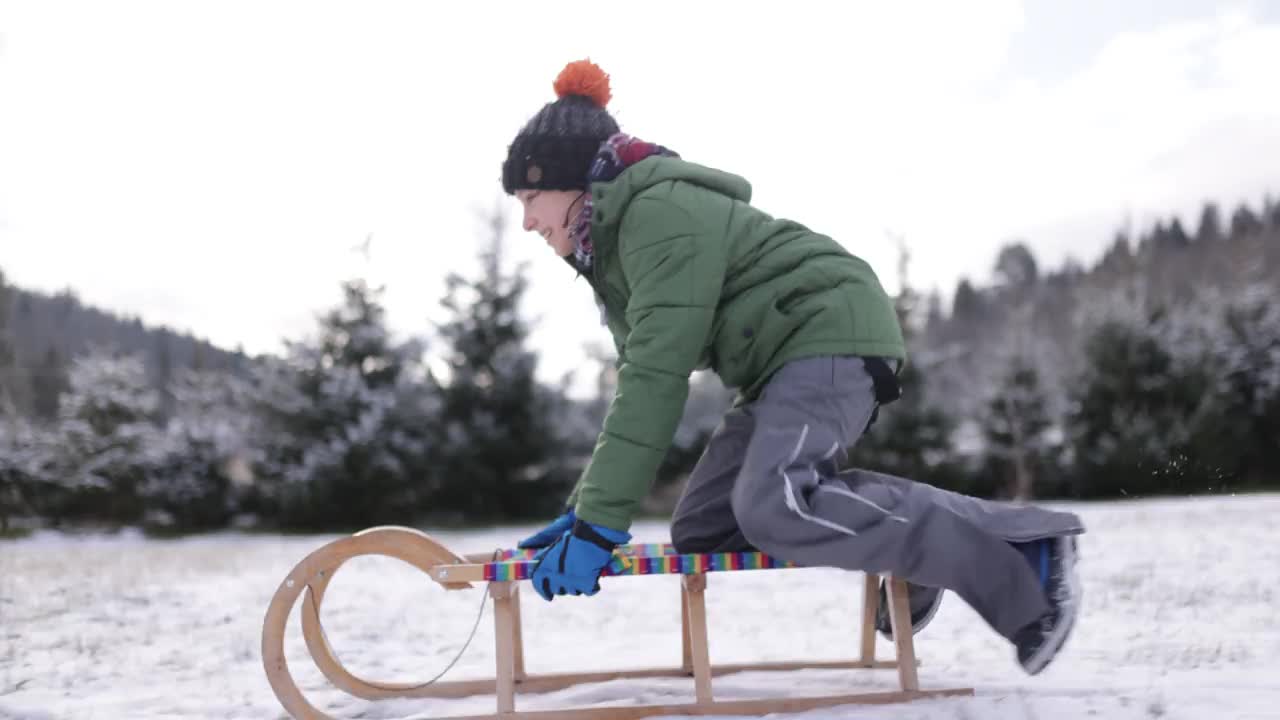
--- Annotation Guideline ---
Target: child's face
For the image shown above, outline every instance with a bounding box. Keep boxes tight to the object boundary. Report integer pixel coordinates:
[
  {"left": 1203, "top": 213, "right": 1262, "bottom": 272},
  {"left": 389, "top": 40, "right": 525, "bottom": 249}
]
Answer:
[{"left": 515, "top": 188, "right": 583, "bottom": 258}]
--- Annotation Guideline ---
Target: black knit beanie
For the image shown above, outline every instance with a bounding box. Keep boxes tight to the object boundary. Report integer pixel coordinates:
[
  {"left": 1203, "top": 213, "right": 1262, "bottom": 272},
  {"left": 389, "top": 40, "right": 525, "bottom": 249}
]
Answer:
[{"left": 502, "top": 59, "right": 620, "bottom": 194}]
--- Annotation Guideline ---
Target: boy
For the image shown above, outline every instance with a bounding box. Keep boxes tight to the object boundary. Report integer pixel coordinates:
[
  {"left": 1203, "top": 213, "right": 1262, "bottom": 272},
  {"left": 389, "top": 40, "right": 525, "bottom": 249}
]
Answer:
[{"left": 503, "top": 60, "right": 1083, "bottom": 675}]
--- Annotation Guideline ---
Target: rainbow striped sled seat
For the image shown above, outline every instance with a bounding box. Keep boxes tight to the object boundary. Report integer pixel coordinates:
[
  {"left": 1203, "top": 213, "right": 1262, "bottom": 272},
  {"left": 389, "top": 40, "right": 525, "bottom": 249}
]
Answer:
[
  {"left": 261, "top": 525, "right": 972, "bottom": 720},
  {"left": 478, "top": 542, "right": 795, "bottom": 582}
]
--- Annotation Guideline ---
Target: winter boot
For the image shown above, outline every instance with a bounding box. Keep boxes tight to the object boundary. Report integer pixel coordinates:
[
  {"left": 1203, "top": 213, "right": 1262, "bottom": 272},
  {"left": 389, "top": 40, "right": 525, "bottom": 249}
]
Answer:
[
  {"left": 1011, "top": 536, "right": 1081, "bottom": 675},
  {"left": 874, "top": 579, "right": 945, "bottom": 640}
]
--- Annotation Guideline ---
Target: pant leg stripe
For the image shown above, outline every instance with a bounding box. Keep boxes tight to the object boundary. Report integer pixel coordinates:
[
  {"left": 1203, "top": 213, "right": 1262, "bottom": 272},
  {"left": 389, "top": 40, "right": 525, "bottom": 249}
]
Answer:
[
  {"left": 816, "top": 484, "right": 910, "bottom": 523},
  {"left": 780, "top": 424, "right": 860, "bottom": 538}
]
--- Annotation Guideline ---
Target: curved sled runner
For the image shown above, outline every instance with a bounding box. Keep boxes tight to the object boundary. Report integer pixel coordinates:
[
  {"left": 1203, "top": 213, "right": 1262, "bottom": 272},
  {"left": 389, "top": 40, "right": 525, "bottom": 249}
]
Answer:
[{"left": 262, "top": 526, "right": 973, "bottom": 719}]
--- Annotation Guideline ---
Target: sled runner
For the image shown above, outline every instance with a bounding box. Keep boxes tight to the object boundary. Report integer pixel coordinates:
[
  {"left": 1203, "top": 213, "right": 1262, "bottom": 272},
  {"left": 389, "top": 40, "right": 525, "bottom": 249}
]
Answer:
[{"left": 261, "top": 526, "right": 973, "bottom": 719}]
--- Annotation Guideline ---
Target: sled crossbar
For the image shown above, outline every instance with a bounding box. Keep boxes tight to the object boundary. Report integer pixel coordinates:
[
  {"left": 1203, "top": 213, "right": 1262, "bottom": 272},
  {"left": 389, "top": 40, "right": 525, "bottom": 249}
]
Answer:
[{"left": 261, "top": 526, "right": 974, "bottom": 720}]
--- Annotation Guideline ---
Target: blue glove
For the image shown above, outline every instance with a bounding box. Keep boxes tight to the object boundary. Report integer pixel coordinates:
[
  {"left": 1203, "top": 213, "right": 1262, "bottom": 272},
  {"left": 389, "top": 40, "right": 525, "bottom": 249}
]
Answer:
[
  {"left": 517, "top": 509, "right": 576, "bottom": 549},
  {"left": 530, "top": 519, "right": 631, "bottom": 601}
]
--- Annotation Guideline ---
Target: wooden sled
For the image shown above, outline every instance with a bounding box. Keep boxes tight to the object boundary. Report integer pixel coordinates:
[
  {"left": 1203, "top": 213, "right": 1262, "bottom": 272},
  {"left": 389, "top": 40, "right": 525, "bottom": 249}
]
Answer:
[{"left": 262, "top": 526, "right": 974, "bottom": 719}]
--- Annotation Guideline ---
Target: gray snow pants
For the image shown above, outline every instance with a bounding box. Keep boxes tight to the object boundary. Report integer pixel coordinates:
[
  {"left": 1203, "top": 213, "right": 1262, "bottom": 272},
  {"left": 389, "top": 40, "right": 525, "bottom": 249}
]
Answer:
[{"left": 669, "top": 356, "right": 1085, "bottom": 640}]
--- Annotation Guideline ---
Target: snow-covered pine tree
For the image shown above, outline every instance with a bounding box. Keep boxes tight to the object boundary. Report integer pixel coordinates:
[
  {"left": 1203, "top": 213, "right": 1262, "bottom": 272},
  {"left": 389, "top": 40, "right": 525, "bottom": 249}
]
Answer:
[
  {"left": 844, "top": 241, "right": 962, "bottom": 490},
  {"left": 568, "top": 337, "right": 733, "bottom": 509},
  {"left": 1164, "top": 283, "right": 1280, "bottom": 489},
  {"left": 252, "top": 279, "right": 439, "bottom": 531},
  {"left": 539, "top": 340, "right": 622, "bottom": 502},
  {"left": 1195, "top": 203, "right": 1224, "bottom": 244},
  {"left": 50, "top": 349, "right": 166, "bottom": 524},
  {"left": 657, "top": 370, "right": 735, "bottom": 490},
  {"left": 0, "top": 415, "right": 54, "bottom": 532},
  {"left": 973, "top": 291, "right": 1067, "bottom": 501},
  {"left": 1230, "top": 204, "right": 1264, "bottom": 241},
  {"left": 1219, "top": 287, "right": 1280, "bottom": 477},
  {"left": 573, "top": 340, "right": 618, "bottom": 442},
  {"left": 30, "top": 346, "right": 70, "bottom": 421},
  {"left": 993, "top": 241, "right": 1039, "bottom": 290},
  {"left": 144, "top": 367, "right": 257, "bottom": 531},
  {"left": 0, "top": 268, "right": 22, "bottom": 416},
  {"left": 982, "top": 358, "right": 1054, "bottom": 500},
  {"left": 431, "top": 206, "right": 571, "bottom": 522},
  {"left": 1067, "top": 308, "right": 1214, "bottom": 498}
]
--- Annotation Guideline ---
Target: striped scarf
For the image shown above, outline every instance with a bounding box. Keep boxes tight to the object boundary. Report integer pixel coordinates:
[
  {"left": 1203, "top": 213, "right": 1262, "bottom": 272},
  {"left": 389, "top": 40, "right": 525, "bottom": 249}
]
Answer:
[{"left": 569, "top": 133, "right": 679, "bottom": 272}]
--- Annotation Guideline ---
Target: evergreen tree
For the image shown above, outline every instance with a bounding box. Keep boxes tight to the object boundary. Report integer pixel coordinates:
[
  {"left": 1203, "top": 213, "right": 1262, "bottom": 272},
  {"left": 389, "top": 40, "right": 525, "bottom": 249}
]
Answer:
[
  {"left": 845, "top": 242, "right": 961, "bottom": 490},
  {"left": 1195, "top": 202, "right": 1223, "bottom": 243},
  {"left": 924, "top": 289, "right": 945, "bottom": 332},
  {"left": 1230, "top": 204, "right": 1263, "bottom": 240},
  {"left": 1067, "top": 316, "right": 1212, "bottom": 497},
  {"left": 1097, "top": 232, "right": 1136, "bottom": 276},
  {"left": 145, "top": 368, "right": 257, "bottom": 531},
  {"left": 50, "top": 349, "right": 166, "bottom": 523},
  {"left": 1179, "top": 285, "right": 1280, "bottom": 488},
  {"left": 432, "top": 206, "right": 571, "bottom": 521},
  {"left": 1165, "top": 218, "right": 1191, "bottom": 249},
  {"left": 30, "top": 346, "right": 70, "bottom": 421},
  {"left": 0, "top": 269, "right": 21, "bottom": 416},
  {"left": 252, "top": 278, "right": 438, "bottom": 531},
  {"left": 155, "top": 332, "right": 175, "bottom": 419},
  {"left": 1143, "top": 220, "right": 1170, "bottom": 255},
  {"left": 951, "top": 278, "right": 984, "bottom": 321},
  {"left": 983, "top": 359, "right": 1054, "bottom": 500},
  {"left": 0, "top": 416, "right": 52, "bottom": 532},
  {"left": 660, "top": 370, "right": 734, "bottom": 489},
  {"left": 993, "top": 241, "right": 1039, "bottom": 290},
  {"left": 579, "top": 340, "right": 618, "bottom": 435}
]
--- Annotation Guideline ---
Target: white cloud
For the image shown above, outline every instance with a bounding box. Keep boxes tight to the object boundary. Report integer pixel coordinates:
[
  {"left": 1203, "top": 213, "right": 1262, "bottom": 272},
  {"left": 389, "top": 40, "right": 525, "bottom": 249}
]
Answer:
[
  {"left": 0, "top": 1, "right": 1276, "bottom": 391},
  {"left": 851, "top": 6, "right": 1280, "bottom": 296}
]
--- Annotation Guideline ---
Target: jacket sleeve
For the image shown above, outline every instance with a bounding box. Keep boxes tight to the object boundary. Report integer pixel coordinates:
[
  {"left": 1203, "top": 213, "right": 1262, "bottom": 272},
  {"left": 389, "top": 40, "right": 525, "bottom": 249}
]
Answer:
[{"left": 572, "top": 185, "right": 729, "bottom": 531}]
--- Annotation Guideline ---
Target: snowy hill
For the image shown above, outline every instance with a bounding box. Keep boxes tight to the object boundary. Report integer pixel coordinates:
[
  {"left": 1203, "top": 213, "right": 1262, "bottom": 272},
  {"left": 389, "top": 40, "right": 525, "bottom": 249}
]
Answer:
[{"left": 2, "top": 493, "right": 1278, "bottom": 719}]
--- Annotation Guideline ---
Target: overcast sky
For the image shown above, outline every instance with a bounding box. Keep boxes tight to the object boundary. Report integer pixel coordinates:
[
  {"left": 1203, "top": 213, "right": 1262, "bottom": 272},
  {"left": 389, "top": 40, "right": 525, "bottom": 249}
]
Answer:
[{"left": 2, "top": 0, "right": 1279, "bottom": 390}]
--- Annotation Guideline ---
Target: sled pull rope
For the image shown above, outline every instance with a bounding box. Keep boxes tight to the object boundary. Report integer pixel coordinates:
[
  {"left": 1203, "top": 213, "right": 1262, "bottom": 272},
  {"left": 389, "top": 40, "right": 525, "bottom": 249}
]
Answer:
[
  {"left": 317, "top": 545, "right": 496, "bottom": 691},
  {"left": 401, "top": 548, "right": 498, "bottom": 691}
]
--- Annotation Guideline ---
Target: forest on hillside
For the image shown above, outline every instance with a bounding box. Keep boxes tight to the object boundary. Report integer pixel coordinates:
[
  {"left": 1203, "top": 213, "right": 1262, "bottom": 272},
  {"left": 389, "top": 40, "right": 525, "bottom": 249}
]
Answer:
[
  {"left": 1, "top": 197, "right": 1277, "bottom": 534},
  {"left": 0, "top": 282, "right": 248, "bottom": 422}
]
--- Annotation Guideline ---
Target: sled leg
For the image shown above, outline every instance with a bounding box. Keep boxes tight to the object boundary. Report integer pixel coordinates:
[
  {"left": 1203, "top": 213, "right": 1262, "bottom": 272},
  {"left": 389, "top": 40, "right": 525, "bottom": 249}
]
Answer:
[
  {"left": 491, "top": 582, "right": 517, "bottom": 713},
  {"left": 511, "top": 583, "right": 526, "bottom": 681},
  {"left": 682, "top": 573, "right": 713, "bottom": 705},
  {"left": 859, "top": 573, "right": 878, "bottom": 664},
  {"left": 680, "top": 581, "right": 693, "bottom": 672},
  {"left": 885, "top": 577, "right": 919, "bottom": 692}
]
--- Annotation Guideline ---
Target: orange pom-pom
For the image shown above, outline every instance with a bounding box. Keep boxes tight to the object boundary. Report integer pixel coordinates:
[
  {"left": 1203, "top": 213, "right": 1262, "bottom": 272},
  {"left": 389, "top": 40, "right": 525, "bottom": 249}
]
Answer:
[{"left": 553, "top": 59, "right": 612, "bottom": 108}]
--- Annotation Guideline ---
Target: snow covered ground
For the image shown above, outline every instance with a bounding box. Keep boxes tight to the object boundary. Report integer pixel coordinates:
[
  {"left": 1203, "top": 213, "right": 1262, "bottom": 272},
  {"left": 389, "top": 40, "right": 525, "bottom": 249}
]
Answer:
[{"left": 2, "top": 493, "right": 1278, "bottom": 720}]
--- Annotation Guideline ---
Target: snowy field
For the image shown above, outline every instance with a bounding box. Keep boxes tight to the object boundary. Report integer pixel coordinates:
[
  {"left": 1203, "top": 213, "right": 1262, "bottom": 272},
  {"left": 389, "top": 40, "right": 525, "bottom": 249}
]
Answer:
[{"left": 2, "top": 493, "right": 1278, "bottom": 720}]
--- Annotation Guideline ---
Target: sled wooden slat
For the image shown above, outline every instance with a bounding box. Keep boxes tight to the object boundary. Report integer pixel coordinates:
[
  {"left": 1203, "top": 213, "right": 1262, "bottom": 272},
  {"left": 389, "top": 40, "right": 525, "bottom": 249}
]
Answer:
[
  {"left": 681, "top": 574, "right": 713, "bottom": 704},
  {"left": 439, "top": 688, "right": 977, "bottom": 720},
  {"left": 491, "top": 582, "right": 517, "bottom": 713},
  {"left": 886, "top": 577, "right": 920, "bottom": 691},
  {"left": 679, "top": 581, "right": 693, "bottom": 672},
  {"left": 262, "top": 525, "right": 974, "bottom": 720},
  {"left": 860, "top": 572, "right": 879, "bottom": 663},
  {"left": 509, "top": 582, "right": 527, "bottom": 681},
  {"left": 267, "top": 657, "right": 912, "bottom": 702}
]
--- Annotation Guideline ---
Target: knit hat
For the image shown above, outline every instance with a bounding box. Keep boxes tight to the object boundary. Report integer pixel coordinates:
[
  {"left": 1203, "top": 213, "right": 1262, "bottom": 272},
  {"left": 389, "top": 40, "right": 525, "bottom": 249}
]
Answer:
[{"left": 502, "top": 59, "right": 620, "bottom": 195}]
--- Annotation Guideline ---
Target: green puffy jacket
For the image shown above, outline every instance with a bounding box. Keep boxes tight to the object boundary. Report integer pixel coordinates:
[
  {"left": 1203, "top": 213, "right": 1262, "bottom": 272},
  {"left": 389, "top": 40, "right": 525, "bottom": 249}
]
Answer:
[{"left": 567, "top": 156, "right": 905, "bottom": 531}]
